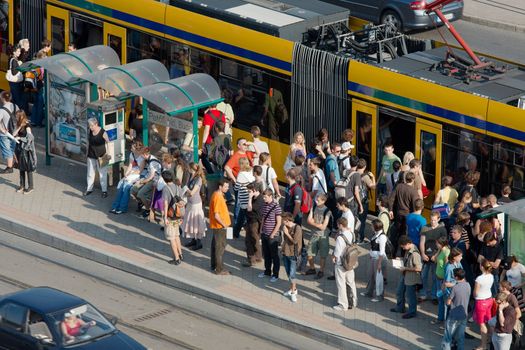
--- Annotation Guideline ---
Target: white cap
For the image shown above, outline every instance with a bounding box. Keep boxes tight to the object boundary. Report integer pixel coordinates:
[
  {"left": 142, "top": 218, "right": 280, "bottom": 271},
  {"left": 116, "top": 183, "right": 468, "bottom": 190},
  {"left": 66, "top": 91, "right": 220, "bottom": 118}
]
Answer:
[{"left": 341, "top": 142, "right": 354, "bottom": 151}]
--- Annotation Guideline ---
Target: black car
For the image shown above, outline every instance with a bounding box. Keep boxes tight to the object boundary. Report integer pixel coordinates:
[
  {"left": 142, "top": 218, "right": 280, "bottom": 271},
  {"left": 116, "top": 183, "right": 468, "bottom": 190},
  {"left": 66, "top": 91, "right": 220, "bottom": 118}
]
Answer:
[{"left": 0, "top": 287, "right": 147, "bottom": 350}]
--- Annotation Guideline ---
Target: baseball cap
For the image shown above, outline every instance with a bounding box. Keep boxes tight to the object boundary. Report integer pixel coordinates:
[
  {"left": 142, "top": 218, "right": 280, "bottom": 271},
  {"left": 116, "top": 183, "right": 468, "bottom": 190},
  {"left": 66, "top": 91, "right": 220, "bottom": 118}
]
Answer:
[{"left": 341, "top": 142, "right": 354, "bottom": 151}]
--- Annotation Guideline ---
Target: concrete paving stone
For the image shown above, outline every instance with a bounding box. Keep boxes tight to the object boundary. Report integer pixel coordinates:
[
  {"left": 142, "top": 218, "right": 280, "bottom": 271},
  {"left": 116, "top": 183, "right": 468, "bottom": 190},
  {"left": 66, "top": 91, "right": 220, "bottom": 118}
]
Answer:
[
  {"left": 0, "top": 129, "right": 481, "bottom": 350},
  {"left": 463, "top": 0, "right": 525, "bottom": 33}
]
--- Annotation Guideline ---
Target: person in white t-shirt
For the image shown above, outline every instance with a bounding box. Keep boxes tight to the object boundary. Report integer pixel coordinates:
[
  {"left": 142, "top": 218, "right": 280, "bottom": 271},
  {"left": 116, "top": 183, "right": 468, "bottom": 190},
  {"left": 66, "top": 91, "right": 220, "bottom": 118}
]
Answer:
[
  {"left": 362, "top": 219, "right": 388, "bottom": 302},
  {"left": 259, "top": 152, "right": 280, "bottom": 197},
  {"left": 250, "top": 126, "right": 269, "bottom": 165},
  {"left": 504, "top": 255, "right": 525, "bottom": 288},
  {"left": 308, "top": 157, "right": 327, "bottom": 201},
  {"left": 336, "top": 197, "right": 354, "bottom": 236},
  {"left": 332, "top": 217, "right": 357, "bottom": 311},
  {"left": 473, "top": 260, "right": 495, "bottom": 350}
]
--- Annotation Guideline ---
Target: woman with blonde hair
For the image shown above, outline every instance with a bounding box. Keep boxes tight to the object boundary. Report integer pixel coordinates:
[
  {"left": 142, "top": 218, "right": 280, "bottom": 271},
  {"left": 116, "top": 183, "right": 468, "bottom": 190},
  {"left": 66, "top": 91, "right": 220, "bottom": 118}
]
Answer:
[
  {"left": 284, "top": 131, "right": 306, "bottom": 172},
  {"left": 182, "top": 163, "right": 207, "bottom": 251},
  {"left": 401, "top": 151, "right": 414, "bottom": 172},
  {"left": 13, "top": 110, "right": 36, "bottom": 193},
  {"left": 233, "top": 157, "right": 255, "bottom": 238}
]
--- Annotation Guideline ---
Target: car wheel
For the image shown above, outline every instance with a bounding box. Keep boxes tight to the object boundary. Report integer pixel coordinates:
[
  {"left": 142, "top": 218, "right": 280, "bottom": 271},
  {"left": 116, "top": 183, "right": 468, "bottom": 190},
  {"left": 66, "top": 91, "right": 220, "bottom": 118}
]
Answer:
[{"left": 381, "top": 10, "right": 403, "bottom": 32}]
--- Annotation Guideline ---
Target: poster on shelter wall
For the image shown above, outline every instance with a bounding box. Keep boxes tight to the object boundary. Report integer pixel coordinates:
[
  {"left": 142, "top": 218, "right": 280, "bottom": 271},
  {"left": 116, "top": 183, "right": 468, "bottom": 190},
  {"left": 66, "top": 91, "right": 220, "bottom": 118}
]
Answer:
[{"left": 47, "top": 75, "right": 88, "bottom": 164}]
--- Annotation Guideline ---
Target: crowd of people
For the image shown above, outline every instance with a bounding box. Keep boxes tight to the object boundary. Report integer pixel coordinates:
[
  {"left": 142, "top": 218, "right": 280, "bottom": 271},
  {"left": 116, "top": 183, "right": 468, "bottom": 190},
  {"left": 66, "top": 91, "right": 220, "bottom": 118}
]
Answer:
[{"left": 1, "top": 37, "right": 523, "bottom": 350}]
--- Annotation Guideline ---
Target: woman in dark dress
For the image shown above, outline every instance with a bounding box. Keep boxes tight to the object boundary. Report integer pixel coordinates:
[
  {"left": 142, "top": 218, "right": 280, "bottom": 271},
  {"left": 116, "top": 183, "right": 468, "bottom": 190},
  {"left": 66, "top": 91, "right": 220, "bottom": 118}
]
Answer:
[
  {"left": 13, "top": 110, "right": 36, "bottom": 193},
  {"left": 84, "top": 117, "right": 109, "bottom": 198}
]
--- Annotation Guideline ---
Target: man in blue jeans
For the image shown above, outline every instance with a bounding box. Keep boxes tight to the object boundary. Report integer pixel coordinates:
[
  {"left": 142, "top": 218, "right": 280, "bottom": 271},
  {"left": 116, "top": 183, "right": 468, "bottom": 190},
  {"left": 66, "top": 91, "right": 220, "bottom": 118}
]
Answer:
[
  {"left": 442, "top": 268, "right": 470, "bottom": 350},
  {"left": 390, "top": 235, "right": 422, "bottom": 319}
]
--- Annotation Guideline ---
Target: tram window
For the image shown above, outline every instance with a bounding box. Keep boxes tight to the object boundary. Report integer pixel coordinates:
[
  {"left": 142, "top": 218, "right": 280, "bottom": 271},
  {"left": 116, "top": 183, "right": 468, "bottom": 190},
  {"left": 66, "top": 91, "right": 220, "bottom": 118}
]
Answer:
[
  {"left": 51, "top": 16, "right": 65, "bottom": 54},
  {"left": 0, "top": 0, "right": 8, "bottom": 71},
  {"left": 127, "top": 30, "right": 166, "bottom": 66},
  {"left": 491, "top": 141, "right": 525, "bottom": 199},
  {"left": 70, "top": 15, "right": 102, "bottom": 50}
]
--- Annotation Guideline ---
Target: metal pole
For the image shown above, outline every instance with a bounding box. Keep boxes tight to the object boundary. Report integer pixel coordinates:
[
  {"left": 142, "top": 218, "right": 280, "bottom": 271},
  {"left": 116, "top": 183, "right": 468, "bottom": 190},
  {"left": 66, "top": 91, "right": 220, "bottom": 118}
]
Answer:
[
  {"left": 45, "top": 71, "right": 51, "bottom": 166},
  {"left": 193, "top": 108, "right": 198, "bottom": 163},
  {"left": 142, "top": 100, "right": 149, "bottom": 146}
]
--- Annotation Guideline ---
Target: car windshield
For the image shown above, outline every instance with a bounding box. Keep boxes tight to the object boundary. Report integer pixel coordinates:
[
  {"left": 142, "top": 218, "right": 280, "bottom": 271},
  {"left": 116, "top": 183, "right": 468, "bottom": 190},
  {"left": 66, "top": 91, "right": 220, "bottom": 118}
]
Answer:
[{"left": 48, "top": 304, "right": 116, "bottom": 346}]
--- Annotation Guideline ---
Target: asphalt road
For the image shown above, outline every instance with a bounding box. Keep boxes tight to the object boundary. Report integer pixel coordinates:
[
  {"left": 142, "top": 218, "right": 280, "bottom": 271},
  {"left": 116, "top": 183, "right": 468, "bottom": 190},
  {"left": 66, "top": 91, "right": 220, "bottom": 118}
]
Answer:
[
  {"left": 0, "top": 232, "right": 338, "bottom": 350},
  {"left": 414, "top": 19, "right": 525, "bottom": 65}
]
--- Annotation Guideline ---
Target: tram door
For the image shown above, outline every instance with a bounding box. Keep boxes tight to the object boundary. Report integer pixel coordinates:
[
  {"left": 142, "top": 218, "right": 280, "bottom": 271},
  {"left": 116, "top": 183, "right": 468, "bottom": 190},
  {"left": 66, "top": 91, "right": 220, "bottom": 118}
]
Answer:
[
  {"left": 352, "top": 100, "right": 378, "bottom": 212},
  {"left": 415, "top": 118, "right": 442, "bottom": 213},
  {"left": 47, "top": 6, "right": 69, "bottom": 55},
  {"left": 104, "top": 23, "right": 127, "bottom": 64}
]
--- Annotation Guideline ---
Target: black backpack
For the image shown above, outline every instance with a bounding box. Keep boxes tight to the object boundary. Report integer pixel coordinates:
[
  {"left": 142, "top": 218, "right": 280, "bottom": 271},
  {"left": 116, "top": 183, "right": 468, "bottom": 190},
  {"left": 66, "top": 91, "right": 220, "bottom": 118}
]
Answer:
[{"left": 337, "top": 156, "right": 348, "bottom": 178}]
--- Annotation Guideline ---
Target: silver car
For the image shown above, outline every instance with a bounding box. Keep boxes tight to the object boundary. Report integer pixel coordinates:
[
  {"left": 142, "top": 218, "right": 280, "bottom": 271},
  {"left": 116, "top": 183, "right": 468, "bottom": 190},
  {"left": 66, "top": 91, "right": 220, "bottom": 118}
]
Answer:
[{"left": 321, "top": 0, "right": 464, "bottom": 31}]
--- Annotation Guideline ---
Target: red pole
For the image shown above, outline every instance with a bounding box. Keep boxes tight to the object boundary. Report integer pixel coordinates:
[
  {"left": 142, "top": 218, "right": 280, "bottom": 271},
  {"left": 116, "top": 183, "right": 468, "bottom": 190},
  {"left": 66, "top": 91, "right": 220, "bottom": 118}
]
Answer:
[{"left": 433, "top": 9, "right": 484, "bottom": 67}]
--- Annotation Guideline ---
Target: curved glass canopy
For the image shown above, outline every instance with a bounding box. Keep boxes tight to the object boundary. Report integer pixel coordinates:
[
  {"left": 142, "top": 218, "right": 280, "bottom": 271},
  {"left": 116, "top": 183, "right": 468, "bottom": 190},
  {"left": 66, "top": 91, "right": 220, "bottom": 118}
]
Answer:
[
  {"left": 76, "top": 59, "right": 169, "bottom": 96},
  {"left": 127, "top": 73, "right": 222, "bottom": 115},
  {"left": 21, "top": 45, "right": 120, "bottom": 83}
]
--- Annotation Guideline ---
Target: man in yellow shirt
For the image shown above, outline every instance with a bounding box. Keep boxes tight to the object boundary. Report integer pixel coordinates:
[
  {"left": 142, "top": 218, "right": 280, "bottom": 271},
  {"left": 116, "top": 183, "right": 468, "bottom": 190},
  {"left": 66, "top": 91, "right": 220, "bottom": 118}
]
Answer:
[{"left": 209, "top": 179, "right": 231, "bottom": 275}]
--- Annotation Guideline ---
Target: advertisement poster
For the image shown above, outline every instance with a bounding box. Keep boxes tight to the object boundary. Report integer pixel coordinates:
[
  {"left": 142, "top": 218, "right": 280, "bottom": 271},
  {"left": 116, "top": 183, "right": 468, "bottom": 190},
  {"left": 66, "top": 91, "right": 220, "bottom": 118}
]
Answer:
[{"left": 47, "top": 75, "right": 88, "bottom": 164}]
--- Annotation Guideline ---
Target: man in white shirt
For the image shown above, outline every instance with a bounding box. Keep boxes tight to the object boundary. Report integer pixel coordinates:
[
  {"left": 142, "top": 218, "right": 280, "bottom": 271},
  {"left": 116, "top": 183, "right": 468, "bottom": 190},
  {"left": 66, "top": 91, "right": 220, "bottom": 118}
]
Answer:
[
  {"left": 336, "top": 197, "right": 355, "bottom": 238},
  {"left": 338, "top": 142, "right": 353, "bottom": 174},
  {"left": 308, "top": 157, "right": 327, "bottom": 201},
  {"left": 332, "top": 217, "right": 357, "bottom": 311},
  {"left": 362, "top": 219, "right": 388, "bottom": 302},
  {"left": 250, "top": 126, "right": 269, "bottom": 165}
]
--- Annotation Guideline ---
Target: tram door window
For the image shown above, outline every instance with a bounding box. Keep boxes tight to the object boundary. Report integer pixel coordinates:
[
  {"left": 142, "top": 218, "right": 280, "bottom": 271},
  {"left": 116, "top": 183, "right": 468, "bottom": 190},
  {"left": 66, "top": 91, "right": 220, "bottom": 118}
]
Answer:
[
  {"left": 50, "top": 17, "right": 65, "bottom": 54},
  {"left": 416, "top": 119, "right": 442, "bottom": 208},
  {"left": 70, "top": 14, "right": 102, "bottom": 50},
  {"left": 108, "top": 35, "right": 122, "bottom": 61},
  {"left": 356, "top": 111, "right": 372, "bottom": 167},
  {"left": 419, "top": 131, "right": 437, "bottom": 193}
]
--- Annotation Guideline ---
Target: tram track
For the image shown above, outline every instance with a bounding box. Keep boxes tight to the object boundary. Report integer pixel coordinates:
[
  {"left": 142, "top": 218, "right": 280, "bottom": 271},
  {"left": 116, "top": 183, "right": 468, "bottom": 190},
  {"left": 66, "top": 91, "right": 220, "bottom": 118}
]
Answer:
[{"left": 0, "top": 273, "right": 200, "bottom": 350}]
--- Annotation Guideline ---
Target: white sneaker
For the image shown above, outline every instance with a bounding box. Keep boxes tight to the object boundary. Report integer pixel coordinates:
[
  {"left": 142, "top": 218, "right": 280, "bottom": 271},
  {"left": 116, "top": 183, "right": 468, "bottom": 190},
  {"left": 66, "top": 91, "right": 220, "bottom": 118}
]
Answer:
[
  {"left": 258, "top": 272, "right": 268, "bottom": 278},
  {"left": 270, "top": 276, "right": 279, "bottom": 283},
  {"left": 332, "top": 304, "right": 346, "bottom": 311},
  {"left": 283, "top": 289, "right": 292, "bottom": 297},
  {"left": 291, "top": 291, "right": 298, "bottom": 303},
  {"left": 371, "top": 298, "right": 383, "bottom": 303}
]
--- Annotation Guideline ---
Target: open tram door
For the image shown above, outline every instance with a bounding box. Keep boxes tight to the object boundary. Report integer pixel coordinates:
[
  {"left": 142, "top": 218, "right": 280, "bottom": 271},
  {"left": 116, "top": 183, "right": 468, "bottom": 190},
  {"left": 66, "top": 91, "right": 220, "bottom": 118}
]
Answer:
[
  {"left": 415, "top": 118, "right": 442, "bottom": 216},
  {"left": 47, "top": 5, "right": 69, "bottom": 55},
  {"left": 351, "top": 99, "right": 378, "bottom": 212},
  {"left": 103, "top": 23, "right": 126, "bottom": 64}
]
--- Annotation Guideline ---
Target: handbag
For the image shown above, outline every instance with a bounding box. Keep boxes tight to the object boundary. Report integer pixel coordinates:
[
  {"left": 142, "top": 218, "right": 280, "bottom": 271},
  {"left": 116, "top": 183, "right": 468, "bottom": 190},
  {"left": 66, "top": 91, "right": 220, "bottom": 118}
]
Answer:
[
  {"left": 97, "top": 154, "right": 111, "bottom": 167},
  {"left": 375, "top": 270, "right": 384, "bottom": 297},
  {"left": 6, "top": 59, "right": 23, "bottom": 83}
]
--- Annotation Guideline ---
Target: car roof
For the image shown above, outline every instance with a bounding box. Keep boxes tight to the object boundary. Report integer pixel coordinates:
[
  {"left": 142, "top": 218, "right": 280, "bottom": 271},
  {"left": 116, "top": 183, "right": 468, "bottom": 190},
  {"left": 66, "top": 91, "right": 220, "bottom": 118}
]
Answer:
[{"left": 1, "top": 287, "right": 86, "bottom": 315}]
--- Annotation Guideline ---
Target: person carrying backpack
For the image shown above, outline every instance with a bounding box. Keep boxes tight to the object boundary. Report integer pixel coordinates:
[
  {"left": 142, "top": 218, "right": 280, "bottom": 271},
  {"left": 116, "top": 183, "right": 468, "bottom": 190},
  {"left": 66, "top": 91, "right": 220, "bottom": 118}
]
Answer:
[
  {"left": 201, "top": 105, "right": 226, "bottom": 161},
  {"left": 0, "top": 91, "right": 18, "bottom": 174},
  {"left": 356, "top": 158, "right": 376, "bottom": 243},
  {"left": 332, "top": 217, "right": 358, "bottom": 311},
  {"left": 362, "top": 219, "right": 390, "bottom": 303},
  {"left": 208, "top": 120, "right": 231, "bottom": 172}
]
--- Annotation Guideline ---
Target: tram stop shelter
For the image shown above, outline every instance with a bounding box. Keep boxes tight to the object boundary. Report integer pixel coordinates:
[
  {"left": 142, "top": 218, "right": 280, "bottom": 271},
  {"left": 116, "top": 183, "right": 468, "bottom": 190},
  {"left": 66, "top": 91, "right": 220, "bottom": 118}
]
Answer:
[
  {"left": 482, "top": 199, "right": 525, "bottom": 262},
  {"left": 22, "top": 45, "right": 222, "bottom": 169}
]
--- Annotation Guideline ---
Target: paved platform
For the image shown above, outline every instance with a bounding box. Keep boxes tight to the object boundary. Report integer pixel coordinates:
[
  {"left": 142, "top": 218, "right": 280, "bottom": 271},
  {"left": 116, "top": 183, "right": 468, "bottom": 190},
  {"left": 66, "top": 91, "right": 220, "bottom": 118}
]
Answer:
[
  {"left": 463, "top": 0, "right": 525, "bottom": 33},
  {"left": 0, "top": 129, "right": 479, "bottom": 350}
]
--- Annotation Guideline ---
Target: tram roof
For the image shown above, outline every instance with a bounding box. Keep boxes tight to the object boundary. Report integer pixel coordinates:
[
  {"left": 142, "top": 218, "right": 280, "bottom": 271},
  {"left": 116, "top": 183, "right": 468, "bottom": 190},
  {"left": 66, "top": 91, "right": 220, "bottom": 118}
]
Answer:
[
  {"left": 378, "top": 46, "right": 525, "bottom": 104},
  {"left": 167, "top": 0, "right": 349, "bottom": 41}
]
